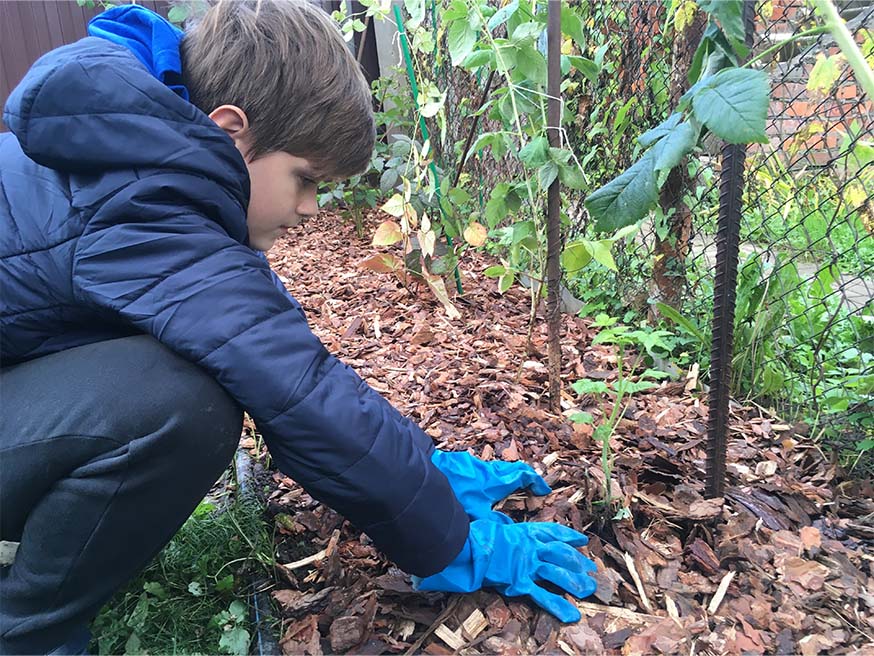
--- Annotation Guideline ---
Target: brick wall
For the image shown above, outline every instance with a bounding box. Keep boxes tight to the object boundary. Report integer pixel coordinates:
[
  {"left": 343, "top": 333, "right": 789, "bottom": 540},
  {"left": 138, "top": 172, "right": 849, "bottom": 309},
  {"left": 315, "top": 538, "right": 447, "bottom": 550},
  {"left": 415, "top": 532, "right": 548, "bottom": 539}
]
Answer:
[{"left": 757, "top": 0, "right": 873, "bottom": 167}]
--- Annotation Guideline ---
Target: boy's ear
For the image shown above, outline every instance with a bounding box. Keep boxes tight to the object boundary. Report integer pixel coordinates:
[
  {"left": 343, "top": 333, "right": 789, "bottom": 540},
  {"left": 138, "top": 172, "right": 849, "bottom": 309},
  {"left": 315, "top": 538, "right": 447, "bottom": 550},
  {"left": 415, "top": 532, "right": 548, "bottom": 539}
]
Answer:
[{"left": 208, "top": 105, "right": 252, "bottom": 154}]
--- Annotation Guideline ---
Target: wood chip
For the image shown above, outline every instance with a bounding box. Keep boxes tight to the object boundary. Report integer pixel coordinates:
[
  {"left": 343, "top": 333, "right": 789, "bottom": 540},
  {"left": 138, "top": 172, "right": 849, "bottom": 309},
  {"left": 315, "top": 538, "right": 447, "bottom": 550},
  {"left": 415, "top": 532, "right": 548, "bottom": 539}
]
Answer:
[
  {"left": 434, "top": 624, "right": 465, "bottom": 651},
  {"left": 575, "top": 601, "right": 661, "bottom": 623},
  {"left": 707, "top": 570, "right": 736, "bottom": 614},
  {"left": 624, "top": 552, "right": 654, "bottom": 613},
  {"left": 460, "top": 609, "right": 488, "bottom": 641},
  {"left": 283, "top": 548, "right": 327, "bottom": 570}
]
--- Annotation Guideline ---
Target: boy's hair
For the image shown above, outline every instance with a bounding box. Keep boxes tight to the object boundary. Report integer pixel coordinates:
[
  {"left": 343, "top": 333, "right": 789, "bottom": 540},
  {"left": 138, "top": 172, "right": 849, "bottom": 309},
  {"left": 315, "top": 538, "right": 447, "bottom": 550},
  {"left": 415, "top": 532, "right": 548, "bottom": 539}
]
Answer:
[{"left": 181, "top": 0, "right": 375, "bottom": 179}]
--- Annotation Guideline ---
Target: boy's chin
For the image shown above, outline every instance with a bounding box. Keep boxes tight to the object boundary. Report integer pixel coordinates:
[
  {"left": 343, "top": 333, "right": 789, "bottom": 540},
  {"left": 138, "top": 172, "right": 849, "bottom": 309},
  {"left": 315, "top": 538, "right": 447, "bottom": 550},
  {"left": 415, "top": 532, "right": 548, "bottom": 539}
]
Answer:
[{"left": 250, "top": 236, "right": 278, "bottom": 252}]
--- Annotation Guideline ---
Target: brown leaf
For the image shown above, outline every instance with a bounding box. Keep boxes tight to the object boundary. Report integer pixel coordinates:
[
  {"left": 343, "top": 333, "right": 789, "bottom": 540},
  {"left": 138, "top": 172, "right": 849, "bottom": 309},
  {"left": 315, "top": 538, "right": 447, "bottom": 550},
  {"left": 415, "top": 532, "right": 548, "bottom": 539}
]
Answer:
[{"left": 359, "top": 253, "right": 403, "bottom": 274}]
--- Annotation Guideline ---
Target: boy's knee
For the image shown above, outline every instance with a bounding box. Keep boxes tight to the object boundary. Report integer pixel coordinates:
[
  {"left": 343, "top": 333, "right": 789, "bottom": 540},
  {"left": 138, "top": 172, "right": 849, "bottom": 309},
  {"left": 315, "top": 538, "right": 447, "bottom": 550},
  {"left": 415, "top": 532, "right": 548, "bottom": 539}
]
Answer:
[{"left": 151, "top": 347, "right": 243, "bottom": 466}]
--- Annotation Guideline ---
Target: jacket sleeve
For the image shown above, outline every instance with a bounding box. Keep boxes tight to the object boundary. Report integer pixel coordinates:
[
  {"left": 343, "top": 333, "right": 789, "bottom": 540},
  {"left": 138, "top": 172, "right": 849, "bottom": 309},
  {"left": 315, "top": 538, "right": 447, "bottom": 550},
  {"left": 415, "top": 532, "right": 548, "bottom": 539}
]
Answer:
[{"left": 71, "top": 173, "right": 469, "bottom": 576}]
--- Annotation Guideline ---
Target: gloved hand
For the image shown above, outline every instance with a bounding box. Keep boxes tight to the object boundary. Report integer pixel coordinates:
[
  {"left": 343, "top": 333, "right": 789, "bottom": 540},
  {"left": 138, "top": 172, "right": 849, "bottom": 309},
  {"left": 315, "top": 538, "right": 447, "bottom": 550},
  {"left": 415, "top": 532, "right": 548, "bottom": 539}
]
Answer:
[
  {"left": 431, "top": 450, "right": 551, "bottom": 523},
  {"left": 414, "top": 520, "right": 597, "bottom": 623}
]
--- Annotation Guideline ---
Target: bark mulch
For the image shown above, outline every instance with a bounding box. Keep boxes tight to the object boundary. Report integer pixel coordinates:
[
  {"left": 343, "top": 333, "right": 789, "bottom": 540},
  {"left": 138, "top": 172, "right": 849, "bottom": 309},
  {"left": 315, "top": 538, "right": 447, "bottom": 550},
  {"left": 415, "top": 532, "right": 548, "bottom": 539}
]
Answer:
[{"left": 244, "top": 209, "right": 874, "bottom": 655}]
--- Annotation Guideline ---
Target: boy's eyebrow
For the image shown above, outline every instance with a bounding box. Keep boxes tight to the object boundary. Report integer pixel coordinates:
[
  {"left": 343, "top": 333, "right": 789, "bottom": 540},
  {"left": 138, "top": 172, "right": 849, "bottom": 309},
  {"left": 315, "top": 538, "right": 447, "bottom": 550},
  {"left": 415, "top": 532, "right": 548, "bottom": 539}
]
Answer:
[{"left": 296, "top": 165, "right": 329, "bottom": 182}]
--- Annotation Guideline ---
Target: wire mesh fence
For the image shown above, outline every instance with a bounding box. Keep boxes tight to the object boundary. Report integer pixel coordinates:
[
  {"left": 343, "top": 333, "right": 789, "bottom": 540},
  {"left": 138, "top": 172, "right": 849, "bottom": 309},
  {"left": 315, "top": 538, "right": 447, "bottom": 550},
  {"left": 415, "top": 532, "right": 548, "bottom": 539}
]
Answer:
[{"left": 416, "top": 0, "right": 873, "bottom": 456}]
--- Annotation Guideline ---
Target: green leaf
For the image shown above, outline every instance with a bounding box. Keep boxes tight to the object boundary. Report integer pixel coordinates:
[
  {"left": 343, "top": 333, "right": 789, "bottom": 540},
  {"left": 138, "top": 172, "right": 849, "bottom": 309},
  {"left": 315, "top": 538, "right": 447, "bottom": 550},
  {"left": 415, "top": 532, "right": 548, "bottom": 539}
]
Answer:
[
  {"left": 561, "top": 241, "right": 593, "bottom": 272},
  {"left": 448, "top": 20, "right": 478, "bottom": 66},
  {"left": 515, "top": 45, "right": 547, "bottom": 86},
  {"left": 518, "top": 136, "right": 550, "bottom": 168},
  {"left": 488, "top": 0, "right": 519, "bottom": 31},
  {"left": 613, "top": 97, "right": 636, "bottom": 131},
  {"left": 698, "top": 0, "right": 745, "bottom": 45},
  {"left": 219, "top": 627, "right": 251, "bottom": 656},
  {"left": 143, "top": 581, "right": 168, "bottom": 599},
  {"left": 691, "top": 68, "right": 769, "bottom": 144},
  {"left": 167, "top": 5, "right": 189, "bottom": 24},
  {"left": 188, "top": 581, "right": 204, "bottom": 596},
  {"left": 570, "top": 411, "right": 594, "bottom": 424},
  {"left": 539, "top": 161, "right": 559, "bottom": 188},
  {"left": 229, "top": 600, "right": 247, "bottom": 621},
  {"left": 124, "top": 633, "right": 141, "bottom": 656},
  {"left": 651, "top": 121, "right": 699, "bottom": 181},
  {"left": 585, "top": 151, "right": 658, "bottom": 232},
  {"left": 558, "top": 161, "right": 586, "bottom": 189},
  {"left": 462, "top": 49, "right": 494, "bottom": 69},
  {"left": 638, "top": 113, "right": 683, "bottom": 147},
  {"left": 511, "top": 220, "right": 536, "bottom": 245},
  {"left": 560, "top": 5, "right": 586, "bottom": 48},
  {"left": 404, "top": 0, "right": 425, "bottom": 26},
  {"left": 498, "top": 271, "right": 515, "bottom": 293},
  {"left": 448, "top": 187, "right": 471, "bottom": 205},
  {"left": 484, "top": 265, "right": 507, "bottom": 278},
  {"left": 590, "top": 240, "right": 617, "bottom": 271},
  {"left": 485, "top": 183, "right": 510, "bottom": 228},
  {"left": 442, "top": 0, "right": 467, "bottom": 22},
  {"left": 467, "top": 131, "right": 504, "bottom": 159},
  {"left": 216, "top": 575, "right": 235, "bottom": 593},
  {"left": 493, "top": 41, "right": 518, "bottom": 72},
  {"left": 594, "top": 43, "right": 609, "bottom": 69},
  {"left": 510, "top": 21, "right": 543, "bottom": 44},
  {"left": 621, "top": 380, "right": 658, "bottom": 394},
  {"left": 568, "top": 56, "right": 599, "bottom": 83},
  {"left": 655, "top": 302, "right": 707, "bottom": 344},
  {"left": 572, "top": 379, "right": 609, "bottom": 395}
]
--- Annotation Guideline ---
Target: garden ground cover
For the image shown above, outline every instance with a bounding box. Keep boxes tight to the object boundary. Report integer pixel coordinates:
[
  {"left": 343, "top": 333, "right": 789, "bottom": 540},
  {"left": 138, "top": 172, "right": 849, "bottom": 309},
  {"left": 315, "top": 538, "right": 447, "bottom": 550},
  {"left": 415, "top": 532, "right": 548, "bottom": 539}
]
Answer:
[{"left": 250, "top": 209, "right": 874, "bottom": 655}]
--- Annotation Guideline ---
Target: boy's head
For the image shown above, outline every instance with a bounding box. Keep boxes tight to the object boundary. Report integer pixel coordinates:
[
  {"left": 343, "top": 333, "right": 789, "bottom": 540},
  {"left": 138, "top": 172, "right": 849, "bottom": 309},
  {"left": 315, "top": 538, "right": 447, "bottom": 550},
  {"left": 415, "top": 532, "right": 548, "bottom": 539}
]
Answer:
[{"left": 181, "top": 0, "right": 375, "bottom": 250}]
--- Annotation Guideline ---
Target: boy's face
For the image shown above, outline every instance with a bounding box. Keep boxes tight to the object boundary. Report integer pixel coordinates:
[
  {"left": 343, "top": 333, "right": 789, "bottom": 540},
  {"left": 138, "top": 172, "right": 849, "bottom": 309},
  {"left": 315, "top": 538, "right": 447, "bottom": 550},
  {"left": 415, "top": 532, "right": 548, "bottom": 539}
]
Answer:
[
  {"left": 209, "top": 105, "right": 324, "bottom": 252},
  {"left": 244, "top": 151, "right": 322, "bottom": 251}
]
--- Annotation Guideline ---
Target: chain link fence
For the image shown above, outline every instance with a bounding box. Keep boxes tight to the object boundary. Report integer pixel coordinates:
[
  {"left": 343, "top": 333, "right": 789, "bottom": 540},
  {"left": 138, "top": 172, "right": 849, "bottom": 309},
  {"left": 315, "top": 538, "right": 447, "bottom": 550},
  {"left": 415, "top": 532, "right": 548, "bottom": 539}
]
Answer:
[{"left": 414, "top": 0, "right": 873, "bottom": 458}]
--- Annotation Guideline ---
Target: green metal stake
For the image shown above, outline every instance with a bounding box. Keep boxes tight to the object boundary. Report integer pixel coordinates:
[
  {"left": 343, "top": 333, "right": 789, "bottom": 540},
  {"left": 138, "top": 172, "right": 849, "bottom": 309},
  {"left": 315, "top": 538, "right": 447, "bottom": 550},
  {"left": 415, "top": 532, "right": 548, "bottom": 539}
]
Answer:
[{"left": 393, "top": 4, "right": 464, "bottom": 295}]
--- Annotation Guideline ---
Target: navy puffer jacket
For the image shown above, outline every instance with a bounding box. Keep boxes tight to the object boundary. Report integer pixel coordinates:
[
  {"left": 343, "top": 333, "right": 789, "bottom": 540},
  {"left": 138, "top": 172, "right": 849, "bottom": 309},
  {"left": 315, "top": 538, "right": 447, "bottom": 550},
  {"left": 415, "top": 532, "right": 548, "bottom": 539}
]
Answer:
[{"left": 0, "top": 37, "right": 468, "bottom": 576}]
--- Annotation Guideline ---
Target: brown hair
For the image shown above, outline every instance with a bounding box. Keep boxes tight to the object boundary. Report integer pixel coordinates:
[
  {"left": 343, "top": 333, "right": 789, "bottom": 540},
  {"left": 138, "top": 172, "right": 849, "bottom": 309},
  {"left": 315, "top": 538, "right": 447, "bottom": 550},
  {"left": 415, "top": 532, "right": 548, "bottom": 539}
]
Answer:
[{"left": 181, "top": 0, "right": 375, "bottom": 179}]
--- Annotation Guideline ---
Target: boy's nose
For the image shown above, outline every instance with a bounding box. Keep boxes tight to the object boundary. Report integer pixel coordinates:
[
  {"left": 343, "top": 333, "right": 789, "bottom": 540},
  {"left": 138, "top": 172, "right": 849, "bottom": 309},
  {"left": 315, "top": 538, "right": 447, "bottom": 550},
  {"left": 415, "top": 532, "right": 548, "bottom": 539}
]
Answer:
[{"left": 297, "top": 189, "right": 319, "bottom": 219}]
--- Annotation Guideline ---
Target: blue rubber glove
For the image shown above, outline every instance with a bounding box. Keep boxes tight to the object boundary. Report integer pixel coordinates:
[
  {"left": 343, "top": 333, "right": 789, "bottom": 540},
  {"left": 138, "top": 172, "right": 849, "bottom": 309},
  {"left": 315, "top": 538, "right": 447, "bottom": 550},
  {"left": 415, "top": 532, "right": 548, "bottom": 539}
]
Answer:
[
  {"left": 431, "top": 450, "right": 551, "bottom": 523},
  {"left": 414, "top": 520, "right": 597, "bottom": 623}
]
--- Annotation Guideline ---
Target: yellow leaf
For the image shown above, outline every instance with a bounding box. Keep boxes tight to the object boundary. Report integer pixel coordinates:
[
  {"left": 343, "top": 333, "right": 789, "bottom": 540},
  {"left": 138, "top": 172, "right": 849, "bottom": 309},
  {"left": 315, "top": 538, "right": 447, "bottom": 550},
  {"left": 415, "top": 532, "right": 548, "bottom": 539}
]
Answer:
[
  {"left": 463, "top": 222, "right": 488, "bottom": 247},
  {"left": 381, "top": 194, "right": 405, "bottom": 218},
  {"left": 756, "top": 0, "right": 773, "bottom": 20},
  {"left": 673, "top": 0, "right": 698, "bottom": 33},
  {"left": 372, "top": 220, "right": 403, "bottom": 247},
  {"left": 807, "top": 52, "right": 845, "bottom": 96},
  {"left": 418, "top": 229, "right": 437, "bottom": 258},
  {"left": 423, "top": 273, "right": 461, "bottom": 319},
  {"left": 844, "top": 182, "right": 867, "bottom": 209}
]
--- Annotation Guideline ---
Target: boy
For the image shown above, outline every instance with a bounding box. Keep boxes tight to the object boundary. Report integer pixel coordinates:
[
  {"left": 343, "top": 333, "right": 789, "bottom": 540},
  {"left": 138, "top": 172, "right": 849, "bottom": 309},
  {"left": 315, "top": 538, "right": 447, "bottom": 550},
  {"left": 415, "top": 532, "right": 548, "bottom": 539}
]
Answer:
[{"left": 0, "top": 2, "right": 596, "bottom": 653}]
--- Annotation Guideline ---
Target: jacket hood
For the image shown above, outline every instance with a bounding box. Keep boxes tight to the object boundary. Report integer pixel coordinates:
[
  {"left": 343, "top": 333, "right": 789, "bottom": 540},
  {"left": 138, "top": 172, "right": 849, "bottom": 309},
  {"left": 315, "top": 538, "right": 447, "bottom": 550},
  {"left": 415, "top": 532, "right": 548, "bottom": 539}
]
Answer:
[{"left": 2, "top": 29, "right": 248, "bottom": 208}]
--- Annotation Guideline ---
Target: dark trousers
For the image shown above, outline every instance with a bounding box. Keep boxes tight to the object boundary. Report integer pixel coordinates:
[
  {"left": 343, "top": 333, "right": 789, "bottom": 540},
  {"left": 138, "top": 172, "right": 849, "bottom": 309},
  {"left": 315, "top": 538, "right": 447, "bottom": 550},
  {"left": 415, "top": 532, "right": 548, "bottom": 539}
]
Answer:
[{"left": 0, "top": 336, "right": 243, "bottom": 654}]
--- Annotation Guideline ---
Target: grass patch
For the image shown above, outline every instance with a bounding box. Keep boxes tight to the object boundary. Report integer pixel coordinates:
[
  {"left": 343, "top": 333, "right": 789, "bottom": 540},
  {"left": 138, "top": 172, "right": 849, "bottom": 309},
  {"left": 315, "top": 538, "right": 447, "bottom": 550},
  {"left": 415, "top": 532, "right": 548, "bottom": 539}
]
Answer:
[{"left": 90, "top": 491, "right": 272, "bottom": 655}]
